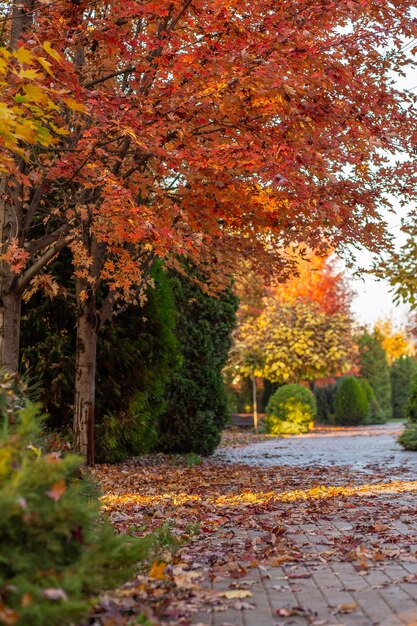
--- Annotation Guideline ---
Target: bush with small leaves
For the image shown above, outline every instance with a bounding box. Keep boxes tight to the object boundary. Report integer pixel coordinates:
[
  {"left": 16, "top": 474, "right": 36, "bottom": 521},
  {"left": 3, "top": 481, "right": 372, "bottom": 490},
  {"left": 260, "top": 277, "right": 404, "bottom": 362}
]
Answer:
[
  {"left": 0, "top": 373, "right": 154, "bottom": 626},
  {"left": 333, "top": 376, "right": 369, "bottom": 426},
  {"left": 265, "top": 384, "right": 317, "bottom": 435},
  {"left": 359, "top": 378, "right": 385, "bottom": 424}
]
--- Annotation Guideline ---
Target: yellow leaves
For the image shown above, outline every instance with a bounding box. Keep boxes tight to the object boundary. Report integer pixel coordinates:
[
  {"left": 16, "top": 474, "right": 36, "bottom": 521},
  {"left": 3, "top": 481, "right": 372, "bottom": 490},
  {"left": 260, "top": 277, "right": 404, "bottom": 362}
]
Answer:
[
  {"left": 18, "top": 68, "right": 43, "bottom": 81},
  {"left": 36, "top": 56, "right": 53, "bottom": 76},
  {"left": 43, "top": 41, "right": 61, "bottom": 62},
  {"left": 14, "top": 47, "right": 34, "bottom": 64},
  {"left": 149, "top": 560, "right": 169, "bottom": 579},
  {"left": 22, "top": 83, "right": 49, "bottom": 104},
  {"left": 219, "top": 590, "right": 252, "bottom": 599},
  {"left": 64, "top": 97, "right": 86, "bottom": 112}
]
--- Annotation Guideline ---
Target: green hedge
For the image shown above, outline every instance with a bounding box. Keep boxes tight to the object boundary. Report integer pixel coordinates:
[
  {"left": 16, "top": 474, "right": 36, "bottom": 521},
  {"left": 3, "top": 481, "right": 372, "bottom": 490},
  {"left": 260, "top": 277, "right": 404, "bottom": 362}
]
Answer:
[
  {"left": 265, "top": 384, "right": 316, "bottom": 435},
  {"left": 398, "top": 370, "right": 417, "bottom": 451},
  {"left": 333, "top": 376, "right": 369, "bottom": 426},
  {"left": 158, "top": 267, "right": 238, "bottom": 455}
]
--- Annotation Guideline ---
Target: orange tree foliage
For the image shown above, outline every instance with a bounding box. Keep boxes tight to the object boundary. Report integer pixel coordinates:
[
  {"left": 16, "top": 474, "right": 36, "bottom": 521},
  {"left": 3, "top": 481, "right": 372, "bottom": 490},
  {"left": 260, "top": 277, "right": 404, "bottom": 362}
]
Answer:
[
  {"left": 3, "top": 0, "right": 417, "bottom": 457},
  {"left": 228, "top": 254, "right": 357, "bottom": 383},
  {"left": 375, "top": 319, "right": 415, "bottom": 366},
  {"left": 4, "top": 0, "right": 417, "bottom": 310}
]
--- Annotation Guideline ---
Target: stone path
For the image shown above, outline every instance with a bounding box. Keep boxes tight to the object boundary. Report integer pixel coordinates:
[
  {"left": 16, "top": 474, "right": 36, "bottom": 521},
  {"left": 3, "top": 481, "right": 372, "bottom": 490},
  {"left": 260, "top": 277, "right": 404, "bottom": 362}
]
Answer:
[
  {"left": 214, "top": 424, "right": 416, "bottom": 474},
  {"left": 192, "top": 424, "right": 417, "bottom": 626}
]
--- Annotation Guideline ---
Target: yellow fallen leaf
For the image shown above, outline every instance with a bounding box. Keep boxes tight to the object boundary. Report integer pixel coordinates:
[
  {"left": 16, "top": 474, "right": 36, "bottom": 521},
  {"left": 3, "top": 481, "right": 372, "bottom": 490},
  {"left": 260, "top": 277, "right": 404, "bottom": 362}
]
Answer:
[
  {"left": 149, "top": 560, "right": 169, "bottom": 580},
  {"left": 336, "top": 602, "right": 357, "bottom": 614},
  {"left": 220, "top": 590, "right": 252, "bottom": 599}
]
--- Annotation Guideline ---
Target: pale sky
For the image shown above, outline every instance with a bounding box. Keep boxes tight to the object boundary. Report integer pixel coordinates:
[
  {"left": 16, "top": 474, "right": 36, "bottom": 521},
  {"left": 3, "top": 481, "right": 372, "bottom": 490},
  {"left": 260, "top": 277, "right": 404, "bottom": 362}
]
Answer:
[
  {"left": 347, "top": 213, "right": 411, "bottom": 328},
  {"left": 345, "top": 42, "right": 417, "bottom": 329}
]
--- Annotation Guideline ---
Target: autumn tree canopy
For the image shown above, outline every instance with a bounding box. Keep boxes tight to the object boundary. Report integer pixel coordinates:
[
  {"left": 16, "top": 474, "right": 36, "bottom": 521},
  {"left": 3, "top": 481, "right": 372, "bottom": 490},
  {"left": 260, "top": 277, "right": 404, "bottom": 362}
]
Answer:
[{"left": 3, "top": 0, "right": 417, "bottom": 459}]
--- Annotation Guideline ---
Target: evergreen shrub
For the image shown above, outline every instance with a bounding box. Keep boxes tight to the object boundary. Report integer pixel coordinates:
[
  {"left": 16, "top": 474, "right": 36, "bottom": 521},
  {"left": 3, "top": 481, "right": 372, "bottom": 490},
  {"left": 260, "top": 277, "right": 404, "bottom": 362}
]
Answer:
[
  {"left": 0, "top": 373, "right": 153, "bottom": 626},
  {"left": 398, "top": 370, "right": 417, "bottom": 450},
  {"left": 20, "top": 259, "right": 179, "bottom": 462},
  {"left": 358, "top": 378, "right": 385, "bottom": 424},
  {"left": 358, "top": 331, "right": 392, "bottom": 420},
  {"left": 158, "top": 268, "right": 238, "bottom": 455},
  {"left": 391, "top": 357, "right": 417, "bottom": 420},
  {"left": 314, "top": 381, "right": 338, "bottom": 423},
  {"left": 265, "top": 384, "right": 316, "bottom": 435},
  {"left": 333, "top": 376, "right": 369, "bottom": 425}
]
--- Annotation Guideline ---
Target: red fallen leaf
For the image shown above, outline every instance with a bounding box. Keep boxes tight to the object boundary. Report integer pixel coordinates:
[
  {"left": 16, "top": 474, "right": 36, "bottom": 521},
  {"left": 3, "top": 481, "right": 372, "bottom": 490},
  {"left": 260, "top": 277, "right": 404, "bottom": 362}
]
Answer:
[
  {"left": 288, "top": 572, "right": 311, "bottom": 579},
  {"left": 45, "top": 480, "right": 66, "bottom": 502},
  {"left": 373, "top": 523, "right": 389, "bottom": 532}
]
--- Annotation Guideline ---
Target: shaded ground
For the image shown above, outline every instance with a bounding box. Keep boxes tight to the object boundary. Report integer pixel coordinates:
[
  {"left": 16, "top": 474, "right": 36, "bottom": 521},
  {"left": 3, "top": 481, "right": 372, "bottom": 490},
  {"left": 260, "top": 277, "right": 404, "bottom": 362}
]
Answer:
[{"left": 90, "top": 423, "right": 417, "bottom": 626}]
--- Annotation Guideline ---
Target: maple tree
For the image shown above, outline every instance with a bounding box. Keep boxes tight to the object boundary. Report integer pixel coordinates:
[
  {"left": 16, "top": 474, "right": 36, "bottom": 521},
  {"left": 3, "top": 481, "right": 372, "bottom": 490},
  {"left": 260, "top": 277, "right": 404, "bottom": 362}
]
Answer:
[
  {"left": 228, "top": 253, "right": 357, "bottom": 387},
  {"left": 3, "top": 0, "right": 417, "bottom": 460}
]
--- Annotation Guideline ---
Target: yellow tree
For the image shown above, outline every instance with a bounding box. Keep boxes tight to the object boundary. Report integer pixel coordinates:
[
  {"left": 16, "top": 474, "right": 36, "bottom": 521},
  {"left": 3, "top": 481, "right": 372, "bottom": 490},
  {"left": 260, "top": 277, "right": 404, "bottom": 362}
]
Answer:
[{"left": 375, "top": 319, "right": 415, "bottom": 365}]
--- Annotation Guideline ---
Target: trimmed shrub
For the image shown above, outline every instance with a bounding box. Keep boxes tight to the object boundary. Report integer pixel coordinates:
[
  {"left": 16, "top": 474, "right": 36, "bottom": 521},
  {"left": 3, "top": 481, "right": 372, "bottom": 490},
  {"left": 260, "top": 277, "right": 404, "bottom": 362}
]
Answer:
[
  {"left": 158, "top": 268, "right": 238, "bottom": 455},
  {"left": 398, "top": 424, "right": 417, "bottom": 450},
  {"left": 265, "top": 384, "right": 316, "bottom": 435},
  {"left": 398, "top": 371, "right": 417, "bottom": 451},
  {"left": 0, "top": 374, "right": 153, "bottom": 626},
  {"left": 333, "top": 376, "right": 369, "bottom": 426},
  {"left": 391, "top": 356, "right": 417, "bottom": 420},
  {"left": 358, "top": 378, "right": 385, "bottom": 424},
  {"left": 314, "top": 381, "right": 338, "bottom": 423},
  {"left": 358, "top": 331, "right": 392, "bottom": 420}
]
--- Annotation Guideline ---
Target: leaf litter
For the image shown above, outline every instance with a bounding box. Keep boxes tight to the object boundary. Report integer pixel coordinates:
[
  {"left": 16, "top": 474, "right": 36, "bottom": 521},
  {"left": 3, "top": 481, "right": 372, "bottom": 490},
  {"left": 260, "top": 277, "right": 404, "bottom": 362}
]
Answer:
[{"left": 85, "top": 451, "right": 417, "bottom": 625}]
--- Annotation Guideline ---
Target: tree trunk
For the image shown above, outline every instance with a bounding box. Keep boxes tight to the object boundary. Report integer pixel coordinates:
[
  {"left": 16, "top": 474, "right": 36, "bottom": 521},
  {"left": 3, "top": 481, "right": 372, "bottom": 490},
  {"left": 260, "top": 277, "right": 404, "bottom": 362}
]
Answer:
[
  {"left": 74, "top": 297, "right": 97, "bottom": 464},
  {"left": 0, "top": 289, "right": 21, "bottom": 372}
]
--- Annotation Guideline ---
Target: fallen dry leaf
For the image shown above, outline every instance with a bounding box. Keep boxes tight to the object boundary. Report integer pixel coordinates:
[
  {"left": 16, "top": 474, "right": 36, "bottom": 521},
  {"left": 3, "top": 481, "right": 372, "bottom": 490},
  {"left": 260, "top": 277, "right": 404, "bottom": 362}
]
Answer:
[
  {"left": 220, "top": 590, "right": 252, "bottom": 599},
  {"left": 45, "top": 479, "right": 66, "bottom": 502},
  {"left": 148, "top": 560, "right": 169, "bottom": 580}
]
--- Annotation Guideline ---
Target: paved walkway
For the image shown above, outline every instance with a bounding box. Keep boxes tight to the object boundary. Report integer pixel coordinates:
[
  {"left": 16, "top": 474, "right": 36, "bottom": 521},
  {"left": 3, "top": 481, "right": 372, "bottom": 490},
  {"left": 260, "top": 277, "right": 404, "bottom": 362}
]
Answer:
[
  {"left": 214, "top": 423, "right": 416, "bottom": 474},
  {"left": 192, "top": 424, "right": 417, "bottom": 626}
]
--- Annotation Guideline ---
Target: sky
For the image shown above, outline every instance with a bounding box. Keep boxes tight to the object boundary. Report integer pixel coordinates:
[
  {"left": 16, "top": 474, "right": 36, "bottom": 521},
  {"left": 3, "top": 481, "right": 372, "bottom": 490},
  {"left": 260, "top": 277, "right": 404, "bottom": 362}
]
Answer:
[
  {"left": 347, "top": 211, "right": 411, "bottom": 328},
  {"left": 345, "top": 42, "right": 417, "bottom": 329}
]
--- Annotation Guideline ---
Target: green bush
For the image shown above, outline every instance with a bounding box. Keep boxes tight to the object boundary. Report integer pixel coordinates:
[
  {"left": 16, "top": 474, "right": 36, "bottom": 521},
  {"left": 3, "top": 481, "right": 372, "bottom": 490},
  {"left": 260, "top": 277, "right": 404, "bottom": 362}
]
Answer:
[
  {"left": 314, "top": 381, "right": 338, "bottom": 423},
  {"left": 333, "top": 376, "right": 369, "bottom": 426},
  {"left": 357, "top": 331, "right": 392, "bottom": 420},
  {"left": 265, "top": 384, "right": 317, "bottom": 435},
  {"left": 20, "top": 258, "right": 180, "bottom": 462},
  {"left": 0, "top": 376, "right": 153, "bottom": 626},
  {"left": 391, "top": 357, "right": 417, "bottom": 420},
  {"left": 158, "top": 267, "right": 238, "bottom": 455},
  {"left": 398, "top": 424, "right": 417, "bottom": 450},
  {"left": 358, "top": 378, "right": 385, "bottom": 424}
]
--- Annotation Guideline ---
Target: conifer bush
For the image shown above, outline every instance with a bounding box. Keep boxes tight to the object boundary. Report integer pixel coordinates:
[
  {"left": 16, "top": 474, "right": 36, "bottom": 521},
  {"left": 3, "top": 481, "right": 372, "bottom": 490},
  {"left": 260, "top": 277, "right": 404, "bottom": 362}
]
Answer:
[
  {"left": 358, "top": 378, "right": 385, "bottom": 424},
  {"left": 265, "top": 384, "right": 317, "bottom": 435},
  {"left": 398, "top": 371, "right": 417, "bottom": 450},
  {"left": 0, "top": 372, "right": 153, "bottom": 626},
  {"left": 333, "top": 376, "right": 369, "bottom": 426}
]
